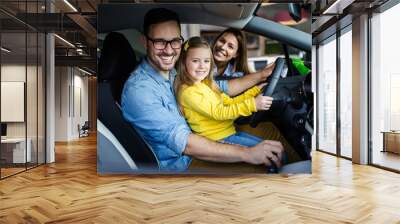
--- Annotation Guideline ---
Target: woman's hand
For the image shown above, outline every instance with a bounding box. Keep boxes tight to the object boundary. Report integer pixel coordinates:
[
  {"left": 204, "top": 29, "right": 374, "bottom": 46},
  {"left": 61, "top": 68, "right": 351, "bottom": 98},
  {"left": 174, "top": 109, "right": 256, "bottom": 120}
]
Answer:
[
  {"left": 259, "top": 63, "right": 275, "bottom": 81},
  {"left": 254, "top": 94, "right": 273, "bottom": 111}
]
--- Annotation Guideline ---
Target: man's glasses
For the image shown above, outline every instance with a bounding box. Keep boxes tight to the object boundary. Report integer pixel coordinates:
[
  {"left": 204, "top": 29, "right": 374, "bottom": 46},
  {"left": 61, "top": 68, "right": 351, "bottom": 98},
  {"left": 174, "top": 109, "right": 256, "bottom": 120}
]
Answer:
[{"left": 146, "top": 36, "right": 184, "bottom": 50}]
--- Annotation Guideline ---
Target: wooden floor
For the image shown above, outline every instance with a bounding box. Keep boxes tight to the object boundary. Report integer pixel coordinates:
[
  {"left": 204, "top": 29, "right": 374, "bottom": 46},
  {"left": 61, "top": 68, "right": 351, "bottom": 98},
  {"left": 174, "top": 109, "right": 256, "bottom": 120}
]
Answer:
[
  {"left": 1, "top": 135, "right": 400, "bottom": 223},
  {"left": 0, "top": 167, "right": 26, "bottom": 178},
  {"left": 372, "top": 150, "right": 400, "bottom": 171}
]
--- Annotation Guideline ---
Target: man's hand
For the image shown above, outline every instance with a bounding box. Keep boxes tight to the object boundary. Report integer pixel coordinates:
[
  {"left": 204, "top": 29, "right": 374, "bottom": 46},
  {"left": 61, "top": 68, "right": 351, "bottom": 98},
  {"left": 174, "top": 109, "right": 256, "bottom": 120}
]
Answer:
[
  {"left": 259, "top": 63, "right": 275, "bottom": 81},
  {"left": 242, "top": 140, "right": 284, "bottom": 167}
]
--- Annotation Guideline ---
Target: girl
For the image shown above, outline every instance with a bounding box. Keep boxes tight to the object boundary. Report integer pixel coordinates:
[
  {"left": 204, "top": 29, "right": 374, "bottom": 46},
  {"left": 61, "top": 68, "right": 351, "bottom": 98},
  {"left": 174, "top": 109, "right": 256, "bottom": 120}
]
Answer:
[{"left": 175, "top": 37, "right": 273, "bottom": 147}]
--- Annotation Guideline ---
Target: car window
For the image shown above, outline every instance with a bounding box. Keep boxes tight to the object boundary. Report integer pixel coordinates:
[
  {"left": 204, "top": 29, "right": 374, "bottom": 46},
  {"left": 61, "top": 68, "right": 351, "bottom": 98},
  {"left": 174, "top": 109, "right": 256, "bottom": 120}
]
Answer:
[{"left": 185, "top": 24, "right": 308, "bottom": 73}]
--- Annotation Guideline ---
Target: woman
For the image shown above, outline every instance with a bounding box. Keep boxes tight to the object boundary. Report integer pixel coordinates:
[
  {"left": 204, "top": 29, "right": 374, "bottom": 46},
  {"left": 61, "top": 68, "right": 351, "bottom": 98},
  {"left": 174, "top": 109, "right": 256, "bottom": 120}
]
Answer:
[{"left": 212, "top": 28, "right": 274, "bottom": 96}]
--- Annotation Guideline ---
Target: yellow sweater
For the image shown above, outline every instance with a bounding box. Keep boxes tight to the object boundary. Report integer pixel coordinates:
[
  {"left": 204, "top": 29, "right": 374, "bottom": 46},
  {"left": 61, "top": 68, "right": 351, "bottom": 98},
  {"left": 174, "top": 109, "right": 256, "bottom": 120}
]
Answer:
[{"left": 178, "top": 82, "right": 260, "bottom": 141}]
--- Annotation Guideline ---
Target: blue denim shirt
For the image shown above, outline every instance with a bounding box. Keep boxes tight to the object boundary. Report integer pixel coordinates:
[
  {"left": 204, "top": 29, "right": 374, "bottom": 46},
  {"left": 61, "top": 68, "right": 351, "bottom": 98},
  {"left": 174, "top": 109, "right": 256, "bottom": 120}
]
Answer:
[
  {"left": 121, "top": 59, "right": 192, "bottom": 171},
  {"left": 214, "top": 63, "right": 244, "bottom": 94}
]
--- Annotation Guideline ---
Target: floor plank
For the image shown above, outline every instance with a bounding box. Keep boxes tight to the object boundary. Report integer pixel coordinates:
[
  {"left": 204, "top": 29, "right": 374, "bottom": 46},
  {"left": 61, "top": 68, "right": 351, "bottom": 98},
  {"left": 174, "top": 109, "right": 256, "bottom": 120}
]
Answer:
[
  {"left": 0, "top": 135, "right": 400, "bottom": 223},
  {"left": 372, "top": 150, "right": 400, "bottom": 171}
]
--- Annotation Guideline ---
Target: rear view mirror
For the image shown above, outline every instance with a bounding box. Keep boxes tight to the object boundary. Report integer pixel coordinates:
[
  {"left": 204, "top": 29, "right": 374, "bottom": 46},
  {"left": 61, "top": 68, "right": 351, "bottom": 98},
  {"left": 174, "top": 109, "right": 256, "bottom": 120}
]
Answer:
[{"left": 288, "top": 3, "right": 302, "bottom": 22}]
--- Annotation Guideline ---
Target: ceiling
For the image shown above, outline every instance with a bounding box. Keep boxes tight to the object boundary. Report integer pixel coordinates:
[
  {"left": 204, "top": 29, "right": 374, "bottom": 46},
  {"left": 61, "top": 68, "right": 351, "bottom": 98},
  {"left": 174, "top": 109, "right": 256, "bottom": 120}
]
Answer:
[
  {"left": 311, "top": 0, "right": 390, "bottom": 43},
  {"left": 0, "top": 0, "right": 312, "bottom": 74}
]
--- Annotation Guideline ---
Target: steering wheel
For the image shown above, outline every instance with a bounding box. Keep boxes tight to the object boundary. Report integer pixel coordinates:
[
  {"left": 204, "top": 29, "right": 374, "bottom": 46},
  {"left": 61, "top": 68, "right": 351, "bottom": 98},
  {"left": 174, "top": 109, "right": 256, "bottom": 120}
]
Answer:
[{"left": 249, "top": 57, "right": 286, "bottom": 128}]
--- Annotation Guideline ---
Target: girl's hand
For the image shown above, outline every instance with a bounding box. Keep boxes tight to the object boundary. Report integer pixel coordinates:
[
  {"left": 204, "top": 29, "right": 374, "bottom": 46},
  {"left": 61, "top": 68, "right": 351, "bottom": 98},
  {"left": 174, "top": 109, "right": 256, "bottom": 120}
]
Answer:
[
  {"left": 257, "top": 82, "right": 267, "bottom": 90},
  {"left": 255, "top": 94, "right": 273, "bottom": 111}
]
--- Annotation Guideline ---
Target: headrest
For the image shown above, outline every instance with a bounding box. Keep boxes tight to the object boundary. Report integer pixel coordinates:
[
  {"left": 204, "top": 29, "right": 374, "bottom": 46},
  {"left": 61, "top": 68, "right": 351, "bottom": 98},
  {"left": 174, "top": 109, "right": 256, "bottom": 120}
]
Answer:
[{"left": 98, "top": 32, "right": 137, "bottom": 81}]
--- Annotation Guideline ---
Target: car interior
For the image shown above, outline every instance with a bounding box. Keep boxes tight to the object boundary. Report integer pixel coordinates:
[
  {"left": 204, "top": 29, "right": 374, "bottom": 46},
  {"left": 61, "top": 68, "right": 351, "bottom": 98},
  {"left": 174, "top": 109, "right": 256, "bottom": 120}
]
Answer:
[{"left": 97, "top": 3, "right": 312, "bottom": 173}]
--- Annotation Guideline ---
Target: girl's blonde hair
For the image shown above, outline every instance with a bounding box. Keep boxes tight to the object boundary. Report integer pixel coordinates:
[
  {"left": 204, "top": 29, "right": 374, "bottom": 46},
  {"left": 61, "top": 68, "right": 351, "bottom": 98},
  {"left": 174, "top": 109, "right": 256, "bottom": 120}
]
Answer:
[{"left": 175, "top": 36, "right": 220, "bottom": 100}]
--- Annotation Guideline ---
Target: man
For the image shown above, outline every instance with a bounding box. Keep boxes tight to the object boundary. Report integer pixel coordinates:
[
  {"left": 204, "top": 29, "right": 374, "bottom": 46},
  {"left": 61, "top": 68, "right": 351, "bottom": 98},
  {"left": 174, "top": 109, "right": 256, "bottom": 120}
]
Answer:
[{"left": 121, "top": 8, "right": 284, "bottom": 172}]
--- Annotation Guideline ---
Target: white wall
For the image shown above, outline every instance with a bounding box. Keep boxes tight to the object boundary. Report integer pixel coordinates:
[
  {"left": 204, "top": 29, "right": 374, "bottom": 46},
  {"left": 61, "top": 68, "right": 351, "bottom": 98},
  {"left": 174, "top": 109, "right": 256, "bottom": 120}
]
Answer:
[
  {"left": 72, "top": 72, "right": 89, "bottom": 138},
  {"left": 54, "top": 67, "right": 89, "bottom": 141},
  {"left": 1, "top": 65, "right": 26, "bottom": 81},
  {"left": 1, "top": 65, "right": 31, "bottom": 138},
  {"left": 1, "top": 63, "right": 46, "bottom": 164},
  {"left": 55, "top": 66, "right": 69, "bottom": 141}
]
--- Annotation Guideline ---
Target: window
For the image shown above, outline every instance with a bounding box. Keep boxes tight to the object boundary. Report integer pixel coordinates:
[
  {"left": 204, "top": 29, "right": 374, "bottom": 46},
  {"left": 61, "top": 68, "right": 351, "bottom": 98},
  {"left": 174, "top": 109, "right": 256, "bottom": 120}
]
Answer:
[
  {"left": 370, "top": 3, "right": 400, "bottom": 171},
  {"left": 317, "top": 36, "right": 337, "bottom": 154},
  {"left": 0, "top": 1, "right": 47, "bottom": 179},
  {"left": 339, "top": 28, "right": 352, "bottom": 158}
]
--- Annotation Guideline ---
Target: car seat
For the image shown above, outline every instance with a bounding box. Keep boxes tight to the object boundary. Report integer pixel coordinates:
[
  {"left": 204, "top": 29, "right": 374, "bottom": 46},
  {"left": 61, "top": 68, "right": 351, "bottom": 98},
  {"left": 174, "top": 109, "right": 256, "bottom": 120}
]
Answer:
[{"left": 97, "top": 32, "right": 159, "bottom": 173}]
